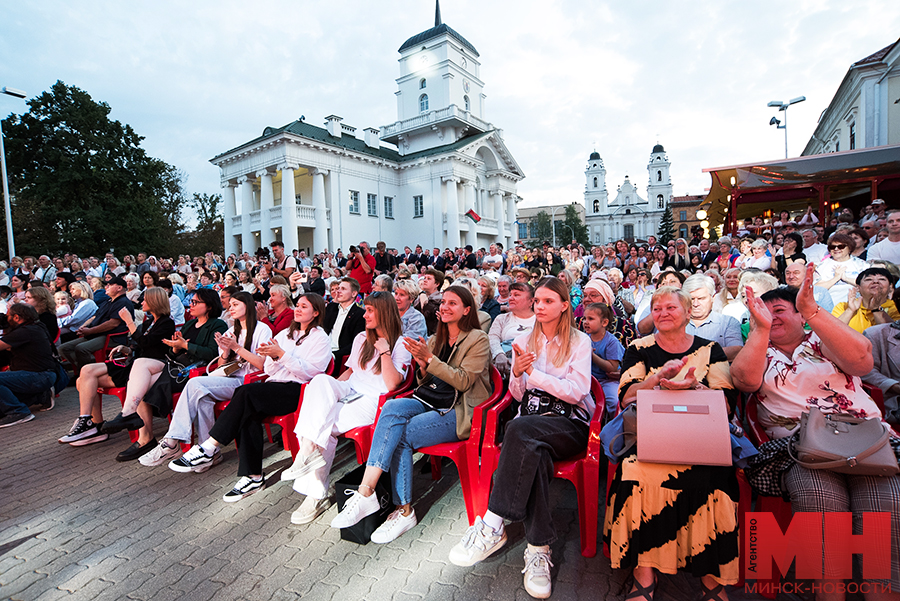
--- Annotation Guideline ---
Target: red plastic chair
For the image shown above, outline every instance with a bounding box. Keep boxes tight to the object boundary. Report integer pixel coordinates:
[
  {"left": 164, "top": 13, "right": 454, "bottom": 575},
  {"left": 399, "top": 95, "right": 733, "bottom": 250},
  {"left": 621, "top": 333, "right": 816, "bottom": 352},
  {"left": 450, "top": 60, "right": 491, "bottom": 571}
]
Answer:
[
  {"left": 341, "top": 364, "right": 417, "bottom": 463},
  {"left": 418, "top": 366, "right": 505, "bottom": 525},
  {"left": 91, "top": 333, "right": 117, "bottom": 364},
  {"left": 476, "top": 377, "right": 606, "bottom": 557},
  {"left": 96, "top": 385, "right": 138, "bottom": 443}
]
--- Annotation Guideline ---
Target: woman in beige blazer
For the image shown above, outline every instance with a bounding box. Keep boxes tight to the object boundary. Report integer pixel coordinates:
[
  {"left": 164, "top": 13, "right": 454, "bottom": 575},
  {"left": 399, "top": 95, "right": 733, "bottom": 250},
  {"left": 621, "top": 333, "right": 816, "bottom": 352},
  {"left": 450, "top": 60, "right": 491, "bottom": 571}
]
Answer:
[{"left": 328, "top": 285, "right": 492, "bottom": 543}]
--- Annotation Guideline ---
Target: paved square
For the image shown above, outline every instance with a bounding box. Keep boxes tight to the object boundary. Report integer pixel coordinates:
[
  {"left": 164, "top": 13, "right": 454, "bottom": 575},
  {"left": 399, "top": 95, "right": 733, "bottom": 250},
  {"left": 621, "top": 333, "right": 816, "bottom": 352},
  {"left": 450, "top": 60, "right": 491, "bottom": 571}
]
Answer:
[{"left": 1, "top": 388, "right": 766, "bottom": 600}]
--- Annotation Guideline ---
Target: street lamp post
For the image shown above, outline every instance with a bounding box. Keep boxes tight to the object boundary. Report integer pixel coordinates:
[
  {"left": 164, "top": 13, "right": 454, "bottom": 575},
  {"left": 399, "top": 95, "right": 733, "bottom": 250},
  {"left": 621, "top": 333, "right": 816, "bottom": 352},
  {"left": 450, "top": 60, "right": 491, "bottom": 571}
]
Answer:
[
  {"left": 550, "top": 205, "right": 570, "bottom": 247},
  {"left": 767, "top": 96, "right": 805, "bottom": 158},
  {"left": 1, "top": 86, "right": 27, "bottom": 260}
]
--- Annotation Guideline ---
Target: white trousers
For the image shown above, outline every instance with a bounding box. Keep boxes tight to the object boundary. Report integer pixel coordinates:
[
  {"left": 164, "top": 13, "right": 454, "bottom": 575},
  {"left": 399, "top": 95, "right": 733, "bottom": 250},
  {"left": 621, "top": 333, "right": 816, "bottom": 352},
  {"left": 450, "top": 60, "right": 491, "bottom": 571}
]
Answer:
[
  {"left": 292, "top": 373, "right": 377, "bottom": 499},
  {"left": 166, "top": 376, "right": 244, "bottom": 445}
]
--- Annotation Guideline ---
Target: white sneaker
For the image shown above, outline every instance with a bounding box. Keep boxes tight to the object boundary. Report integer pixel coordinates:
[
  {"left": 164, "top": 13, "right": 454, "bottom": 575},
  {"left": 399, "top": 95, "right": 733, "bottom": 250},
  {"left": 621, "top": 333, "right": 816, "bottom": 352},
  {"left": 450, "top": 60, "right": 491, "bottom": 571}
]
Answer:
[
  {"left": 330, "top": 490, "right": 381, "bottom": 529},
  {"left": 138, "top": 440, "right": 181, "bottom": 466},
  {"left": 522, "top": 547, "right": 553, "bottom": 599},
  {"left": 280, "top": 449, "right": 326, "bottom": 481},
  {"left": 291, "top": 495, "right": 333, "bottom": 525},
  {"left": 222, "top": 475, "right": 265, "bottom": 502},
  {"left": 370, "top": 508, "right": 417, "bottom": 544},
  {"left": 448, "top": 517, "right": 507, "bottom": 567}
]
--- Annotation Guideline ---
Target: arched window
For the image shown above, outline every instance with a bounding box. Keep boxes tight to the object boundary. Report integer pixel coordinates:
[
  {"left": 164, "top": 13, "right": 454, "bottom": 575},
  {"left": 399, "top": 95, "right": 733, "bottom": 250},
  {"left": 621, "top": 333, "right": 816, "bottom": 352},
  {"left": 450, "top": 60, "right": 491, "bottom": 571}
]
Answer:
[
  {"left": 657, "top": 170, "right": 662, "bottom": 182},
  {"left": 593, "top": 200, "right": 600, "bottom": 213},
  {"left": 419, "top": 78, "right": 426, "bottom": 89},
  {"left": 625, "top": 209, "right": 631, "bottom": 215},
  {"left": 593, "top": 177, "right": 598, "bottom": 188},
  {"left": 419, "top": 94, "right": 429, "bottom": 113},
  {"left": 657, "top": 194, "right": 664, "bottom": 208},
  {"left": 464, "top": 95, "right": 470, "bottom": 111}
]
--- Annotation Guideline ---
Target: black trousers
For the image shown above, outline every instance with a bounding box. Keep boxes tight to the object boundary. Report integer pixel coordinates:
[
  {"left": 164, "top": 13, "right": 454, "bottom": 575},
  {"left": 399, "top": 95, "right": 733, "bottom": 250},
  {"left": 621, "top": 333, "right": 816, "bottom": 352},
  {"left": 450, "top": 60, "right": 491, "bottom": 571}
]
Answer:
[
  {"left": 488, "top": 415, "right": 588, "bottom": 546},
  {"left": 209, "top": 381, "right": 303, "bottom": 477}
]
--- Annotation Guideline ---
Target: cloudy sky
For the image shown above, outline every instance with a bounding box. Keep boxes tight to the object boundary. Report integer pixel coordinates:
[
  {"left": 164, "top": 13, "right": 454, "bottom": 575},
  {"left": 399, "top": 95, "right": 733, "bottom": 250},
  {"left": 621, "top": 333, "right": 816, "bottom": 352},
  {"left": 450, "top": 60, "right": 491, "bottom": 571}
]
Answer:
[{"left": 2, "top": 0, "right": 899, "bottom": 224}]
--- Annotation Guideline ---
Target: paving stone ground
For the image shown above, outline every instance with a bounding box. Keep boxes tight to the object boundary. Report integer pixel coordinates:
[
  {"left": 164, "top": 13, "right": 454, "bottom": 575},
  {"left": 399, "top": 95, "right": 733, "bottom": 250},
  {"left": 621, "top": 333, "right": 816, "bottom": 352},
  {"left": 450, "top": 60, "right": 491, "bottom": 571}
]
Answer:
[{"left": 0, "top": 387, "right": 773, "bottom": 601}]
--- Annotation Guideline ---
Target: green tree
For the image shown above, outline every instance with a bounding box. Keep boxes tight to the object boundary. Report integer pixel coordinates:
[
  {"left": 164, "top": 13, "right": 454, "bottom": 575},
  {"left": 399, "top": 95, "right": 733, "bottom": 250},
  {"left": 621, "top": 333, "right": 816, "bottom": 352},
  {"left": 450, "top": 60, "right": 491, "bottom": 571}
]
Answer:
[
  {"left": 557, "top": 203, "right": 589, "bottom": 248},
  {"left": 533, "top": 210, "right": 553, "bottom": 244},
  {"left": 180, "top": 192, "right": 224, "bottom": 256},
  {"left": 1, "top": 81, "right": 185, "bottom": 258},
  {"left": 656, "top": 202, "right": 676, "bottom": 245}
]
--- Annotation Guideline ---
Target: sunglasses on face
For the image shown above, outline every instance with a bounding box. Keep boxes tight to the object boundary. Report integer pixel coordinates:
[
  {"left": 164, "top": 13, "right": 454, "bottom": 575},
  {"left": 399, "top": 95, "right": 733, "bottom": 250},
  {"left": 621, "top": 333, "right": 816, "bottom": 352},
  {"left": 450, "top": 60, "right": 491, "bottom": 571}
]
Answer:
[{"left": 828, "top": 244, "right": 847, "bottom": 251}]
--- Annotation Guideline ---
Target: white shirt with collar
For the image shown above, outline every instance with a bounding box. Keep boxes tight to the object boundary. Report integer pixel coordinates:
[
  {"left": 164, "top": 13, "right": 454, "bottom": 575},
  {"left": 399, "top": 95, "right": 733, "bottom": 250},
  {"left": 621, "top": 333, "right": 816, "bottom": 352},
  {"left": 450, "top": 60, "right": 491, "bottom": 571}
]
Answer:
[{"left": 330, "top": 303, "right": 353, "bottom": 351}]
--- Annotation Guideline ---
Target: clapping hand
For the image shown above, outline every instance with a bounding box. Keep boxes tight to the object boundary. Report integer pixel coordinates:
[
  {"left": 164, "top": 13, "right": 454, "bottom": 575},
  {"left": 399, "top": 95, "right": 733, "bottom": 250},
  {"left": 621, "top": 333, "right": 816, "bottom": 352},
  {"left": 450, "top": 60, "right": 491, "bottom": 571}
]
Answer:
[
  {"left": 257, "top": 339, "right": 284, "bottom": 359},
  {"left": 403, "top": 336, "right": 432, "bottom": 365},
  {"left": 659, "top": 366, "right": 700, "bottom": 390},
  {"left": 847, "top": 287, "right": 862, "bottom": 313},
  {"left": 512, "top": 342, "right": 536, "bottom": 378},
  {"left": 745, "top": 286, "right": 772, "bottom": 332},
  {"left": 163, "top": 331, "right": 188, "bottom": 351},
  {"left": 215, "top": 331, "right": 239, "bottom": 352},
  {"left": 796, "top": 262, "right": 819, "bottom": 320}
]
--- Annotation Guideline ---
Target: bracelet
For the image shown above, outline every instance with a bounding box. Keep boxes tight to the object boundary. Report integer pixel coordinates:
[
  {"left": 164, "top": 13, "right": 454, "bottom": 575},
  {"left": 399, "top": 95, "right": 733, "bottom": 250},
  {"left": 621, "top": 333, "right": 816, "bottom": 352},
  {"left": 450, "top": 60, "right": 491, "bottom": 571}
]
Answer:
[
  {"left": 803, "top": 306, "right": 820, "bottom": 322},
  {"left": 380, "top": 351, "right": 390, "bottom": 357}
]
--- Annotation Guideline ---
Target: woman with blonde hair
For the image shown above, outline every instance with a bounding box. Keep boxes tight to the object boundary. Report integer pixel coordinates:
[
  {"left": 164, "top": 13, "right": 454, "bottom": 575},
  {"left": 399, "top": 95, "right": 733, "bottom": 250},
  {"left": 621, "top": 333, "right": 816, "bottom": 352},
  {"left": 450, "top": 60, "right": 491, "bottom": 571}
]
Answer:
[
  {"left": 284, "top": 291, "right": 411, "bottom": 510},
  {"left": 477, "top": 276, "right": 501, "bottom": 324},
  {"left": 58, "top": 281, "right": 98, "bottom": 342},
  {"left": 448, "top": 277, "right": 593, "bottom": 599},
  {"left": 713, "top": 268, "right": 742, "bottom": 313}
]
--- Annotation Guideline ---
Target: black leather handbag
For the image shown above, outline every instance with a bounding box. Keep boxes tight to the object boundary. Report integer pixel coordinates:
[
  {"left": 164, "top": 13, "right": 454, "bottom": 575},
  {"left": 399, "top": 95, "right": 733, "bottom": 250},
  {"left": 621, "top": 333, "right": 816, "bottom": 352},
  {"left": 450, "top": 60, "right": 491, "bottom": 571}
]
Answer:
[{"left": 412, "top": 377, "right": 458, "bottom": 415}]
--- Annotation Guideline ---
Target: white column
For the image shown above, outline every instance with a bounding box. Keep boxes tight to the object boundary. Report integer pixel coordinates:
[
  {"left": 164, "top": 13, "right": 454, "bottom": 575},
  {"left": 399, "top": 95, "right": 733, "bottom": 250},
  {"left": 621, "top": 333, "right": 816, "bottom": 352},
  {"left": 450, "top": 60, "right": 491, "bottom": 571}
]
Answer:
[
  {"left": 279, "top": 164, "right": 299, "bottom": 252},
  {"left": 492, "top": 190, "right": 505, "bottom": 244},
  {"left": 506, "top": 194, "right": 516, "bottom": 249},
  {"left": 443, "top": 177, "right": 461, "bottom": 249},
  {"left": 464, "top": 181, "right": 477, "bottom": 247},
  {"left": 238, "top": 176, "right": 254, "bottom": 254},
  {"left": 258, "top": 170, "right": 275, "bottom": 248},
  {"left": 310, "top": 168, "right": 329, "bottom": 255},
  {"left": 223, "top": 182, "right": 238, "bottom": 257},
  {"left": 326, "top": 170, "right": 341, "bottom": 252}
]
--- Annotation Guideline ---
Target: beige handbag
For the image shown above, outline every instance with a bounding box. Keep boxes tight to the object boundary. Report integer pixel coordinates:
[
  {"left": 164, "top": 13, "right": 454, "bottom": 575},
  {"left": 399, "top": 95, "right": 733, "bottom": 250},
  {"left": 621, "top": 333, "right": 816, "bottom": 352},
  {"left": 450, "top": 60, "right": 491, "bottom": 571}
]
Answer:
[{"left": 788, "top": 407, "right": 899, "bottom": 477}]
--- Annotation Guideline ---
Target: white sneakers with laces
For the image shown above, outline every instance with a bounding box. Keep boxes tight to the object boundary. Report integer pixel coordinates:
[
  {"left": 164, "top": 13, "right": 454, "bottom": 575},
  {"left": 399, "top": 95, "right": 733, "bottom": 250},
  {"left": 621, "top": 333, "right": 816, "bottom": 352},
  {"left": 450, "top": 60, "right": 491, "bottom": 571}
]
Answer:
[
  {"left": 330, "top": 489, "right": 380, "bottom": 529},
  {"left": 370, "top": 508, "right": 417, "bottom": 544},
  {"left": 448, "top": 517, "right": 507, "bottom": 566},
  {"left": 522, "top": 546, "right": 553, "bottom": 599}
]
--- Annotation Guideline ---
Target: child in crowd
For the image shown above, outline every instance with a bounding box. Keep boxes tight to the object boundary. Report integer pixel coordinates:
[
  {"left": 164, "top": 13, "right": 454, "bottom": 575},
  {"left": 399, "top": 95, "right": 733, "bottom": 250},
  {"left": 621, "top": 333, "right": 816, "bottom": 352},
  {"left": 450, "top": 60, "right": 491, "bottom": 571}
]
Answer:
[
  {"left": 581, "top": 302, "right": 624, "bottom": 414},
  {"left": 55, "top": 291, "right": 73, "bottom": 319}
]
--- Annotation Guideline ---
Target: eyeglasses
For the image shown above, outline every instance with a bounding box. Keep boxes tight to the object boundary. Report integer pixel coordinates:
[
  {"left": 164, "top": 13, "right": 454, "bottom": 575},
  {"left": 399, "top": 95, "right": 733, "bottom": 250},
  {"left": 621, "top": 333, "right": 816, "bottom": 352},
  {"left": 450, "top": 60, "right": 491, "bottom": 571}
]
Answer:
[
  {"left": 189, "top": 299, "right": 204, "bottom": 306},
  {"left": 369, "top": 291, "right": 385, "bottom": 298},
  {"left": 828, "top": 244, "right": 847, "bottom": 251}
]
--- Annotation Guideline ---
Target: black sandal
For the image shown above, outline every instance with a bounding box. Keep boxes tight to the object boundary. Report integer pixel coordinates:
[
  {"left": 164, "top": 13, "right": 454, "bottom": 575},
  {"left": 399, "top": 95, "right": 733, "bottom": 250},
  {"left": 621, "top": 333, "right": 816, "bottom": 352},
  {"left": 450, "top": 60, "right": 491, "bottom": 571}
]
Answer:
[
  {"left": 625, "top": 576, "right": 657, "bottom": 601},
  {"left": 699, "top": 582, "right": 727, "bottom": 601}
]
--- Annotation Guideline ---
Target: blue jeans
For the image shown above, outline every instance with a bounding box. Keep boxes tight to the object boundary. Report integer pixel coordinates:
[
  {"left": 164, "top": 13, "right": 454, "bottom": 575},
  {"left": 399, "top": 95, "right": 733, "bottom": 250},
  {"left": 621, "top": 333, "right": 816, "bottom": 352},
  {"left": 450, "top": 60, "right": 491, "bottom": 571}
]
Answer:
[
  {"left": 367, "top": 397, "right": 459, "bottom": 506},
  {"left": 0, "top": 370, "right": 56, "bottom": 416}
]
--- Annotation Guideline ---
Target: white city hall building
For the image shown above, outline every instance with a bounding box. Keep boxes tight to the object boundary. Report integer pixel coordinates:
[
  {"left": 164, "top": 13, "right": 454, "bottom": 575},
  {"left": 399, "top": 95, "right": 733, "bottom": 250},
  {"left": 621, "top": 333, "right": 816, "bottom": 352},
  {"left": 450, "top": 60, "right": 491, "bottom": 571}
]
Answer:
[
  {"left": 211, "top": 5, "right": 523, "bottom": 257},
  {"left": 582, "top": 144, "right": 672, "bottom": 244}
]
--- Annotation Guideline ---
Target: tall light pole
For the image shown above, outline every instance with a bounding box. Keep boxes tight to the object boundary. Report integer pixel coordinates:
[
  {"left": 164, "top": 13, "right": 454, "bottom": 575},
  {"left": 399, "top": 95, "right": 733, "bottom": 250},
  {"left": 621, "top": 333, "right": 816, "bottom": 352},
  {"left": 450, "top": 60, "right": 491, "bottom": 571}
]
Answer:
[
  {"left": 767, "top": 96, "right": 805, "bottom": 158},
  {"left": 0, "top": 86, "right": 27, "bottom": 260},
  {"left": 550, "top": 205, "right": 567, "bottom": 247}
]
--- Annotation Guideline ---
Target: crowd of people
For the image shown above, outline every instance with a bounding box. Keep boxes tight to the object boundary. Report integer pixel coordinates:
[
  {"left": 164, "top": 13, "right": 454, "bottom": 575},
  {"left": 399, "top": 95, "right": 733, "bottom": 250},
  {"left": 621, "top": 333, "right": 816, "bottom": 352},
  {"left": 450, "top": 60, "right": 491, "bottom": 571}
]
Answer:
[{"left": 1, "top": 200, "right": 899, "bottom": 599}]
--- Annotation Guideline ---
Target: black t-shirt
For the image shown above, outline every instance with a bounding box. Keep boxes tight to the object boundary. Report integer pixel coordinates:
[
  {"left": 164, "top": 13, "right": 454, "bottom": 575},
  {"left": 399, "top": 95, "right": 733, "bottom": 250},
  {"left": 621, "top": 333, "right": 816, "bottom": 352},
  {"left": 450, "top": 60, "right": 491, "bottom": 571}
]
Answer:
[
  {"left": 89, "top": 293, "right": 134, "bottom": 339},
  {"left": 3, "top": 323, "right": 56, "bottom": 372}
]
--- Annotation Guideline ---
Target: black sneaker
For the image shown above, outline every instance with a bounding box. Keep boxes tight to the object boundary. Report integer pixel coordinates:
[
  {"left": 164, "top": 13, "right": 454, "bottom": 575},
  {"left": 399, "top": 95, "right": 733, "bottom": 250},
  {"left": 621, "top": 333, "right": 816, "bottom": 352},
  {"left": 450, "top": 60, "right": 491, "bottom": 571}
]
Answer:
[
  {"left": 28, "top": 390, "right": 54, "bottom": 412},
  {"left": 0, "top": 412, "right": 35, "bottom": 428},
  {"left": 116, "top": 438, "right": 158, "bottom": 462},
  {"left": 223, "top": 475, "right": 266, "bottom": 502},
  {"left": 69, "top": 428, "right": 110, "bottom": 446},
  {"left": 169, "top": 445, "right": 216, "bottom": 473},
  {"left": 59, "top": 416, "right": 97, "bottom": 443},
  {"left": 101, "top": 412, "right": 144, "bottom": 434}
]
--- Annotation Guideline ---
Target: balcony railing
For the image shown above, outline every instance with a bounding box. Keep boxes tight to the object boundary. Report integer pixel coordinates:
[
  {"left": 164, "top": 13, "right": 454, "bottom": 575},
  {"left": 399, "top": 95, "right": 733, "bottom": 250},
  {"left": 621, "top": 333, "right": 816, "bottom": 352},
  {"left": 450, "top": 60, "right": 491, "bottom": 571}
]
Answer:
[{"left": 381, "top": 105, "right": 491, "bottom": 138}]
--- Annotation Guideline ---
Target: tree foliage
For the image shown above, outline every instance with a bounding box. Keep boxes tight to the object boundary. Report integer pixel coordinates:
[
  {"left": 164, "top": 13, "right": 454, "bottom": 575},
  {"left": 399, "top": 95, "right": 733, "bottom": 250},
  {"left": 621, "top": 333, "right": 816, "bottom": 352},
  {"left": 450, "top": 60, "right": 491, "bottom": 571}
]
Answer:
[
  {"left": 1, "top": 81, "right": 185, "bottom": 258},
  {"left": 533, "top": 211, "right": 553, "bottom": 244},
  {"left": 557, "top": 203, "right": 589, "bottom": 248},
  {"left": 179, "top": 193, "right": 224, "bottom": 257},
  {"left": 656, "top": 202, "right": 676, "bottom": 245}
]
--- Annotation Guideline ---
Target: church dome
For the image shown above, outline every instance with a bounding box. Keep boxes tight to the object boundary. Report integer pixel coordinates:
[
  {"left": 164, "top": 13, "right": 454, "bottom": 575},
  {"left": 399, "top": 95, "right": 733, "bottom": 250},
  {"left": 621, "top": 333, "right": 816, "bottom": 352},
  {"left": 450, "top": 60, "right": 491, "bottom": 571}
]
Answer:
[
  {"left": 589, "top": 151, "right": 601, "bottom": 160},
  {"left": 399, "top": 23, "right": 479, "bottom": 57},
  {"left": 652, "top": 143, "right": 665, "bottom": 153}
]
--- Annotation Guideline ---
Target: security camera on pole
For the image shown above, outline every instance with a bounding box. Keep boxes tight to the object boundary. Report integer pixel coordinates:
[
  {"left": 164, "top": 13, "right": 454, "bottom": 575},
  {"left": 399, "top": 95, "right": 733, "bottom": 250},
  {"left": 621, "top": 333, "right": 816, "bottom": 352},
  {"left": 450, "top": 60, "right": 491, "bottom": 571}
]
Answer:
[{"left": 767, "top": 96, "right": 805, "bottom": 159}]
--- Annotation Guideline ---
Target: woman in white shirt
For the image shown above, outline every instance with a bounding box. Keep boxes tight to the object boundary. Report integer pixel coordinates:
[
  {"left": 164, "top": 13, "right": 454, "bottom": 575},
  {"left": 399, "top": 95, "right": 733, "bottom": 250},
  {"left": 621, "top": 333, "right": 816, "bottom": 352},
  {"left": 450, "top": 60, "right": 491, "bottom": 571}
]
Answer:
[
  {"left": 814, "top": 232, "right": 869, "bottom": 307},
  {"left": 161, "top": 292, "right": 273, "bottom": 470},
  {"left": 448, "top": 277, "right": 592, "bottom": 600},
  {"left": 743, "top": 238, "right": 772, "bottom": 271},
  {"left": 281, "top": 291, "right": 411, "bottom": 519},
  {"left": 166, "top": 294, "right": 332, "bottom": 502}
]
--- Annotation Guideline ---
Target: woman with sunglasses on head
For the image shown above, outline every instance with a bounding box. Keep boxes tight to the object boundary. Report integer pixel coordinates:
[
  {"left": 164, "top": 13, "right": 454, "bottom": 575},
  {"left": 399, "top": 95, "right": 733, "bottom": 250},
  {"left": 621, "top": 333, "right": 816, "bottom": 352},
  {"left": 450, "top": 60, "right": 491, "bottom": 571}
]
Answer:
[
  {"left": 280, "top": 291, "right": 410, "bottom": 521},
  {"left": 60, "top": 288, "right": 176, "bottom": 455},
  {"left": 329, "top": 286, "right": 491, "bottom": 538},
  {"left": 448, "top": 277, "right": 592, "bottom": 600},
  {"left": 155, "top": 292, "right": 273, "bottom": 472},
  {"left": 175, "top": 294, "right": 332, "bottom": 502},
  {"left": 814, "top": 232, "right": 869, "bottom": 307}
]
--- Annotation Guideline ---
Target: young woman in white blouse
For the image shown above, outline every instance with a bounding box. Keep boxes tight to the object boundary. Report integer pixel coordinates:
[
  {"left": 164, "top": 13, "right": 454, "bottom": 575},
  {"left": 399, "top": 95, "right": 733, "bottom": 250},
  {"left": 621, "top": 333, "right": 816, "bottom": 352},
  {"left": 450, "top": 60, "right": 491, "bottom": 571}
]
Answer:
[
  {"left": 153, "top": 292, "right": 272, "bottom": 471},
  {"left": 448, "top": 277, "right": 593, "bottom": 600},
  {"left": 168, "top": 294, "right": 332, "bottom": 502},
  {"left": 280, "top": 291, "right": 411, "bottom": 524}
]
